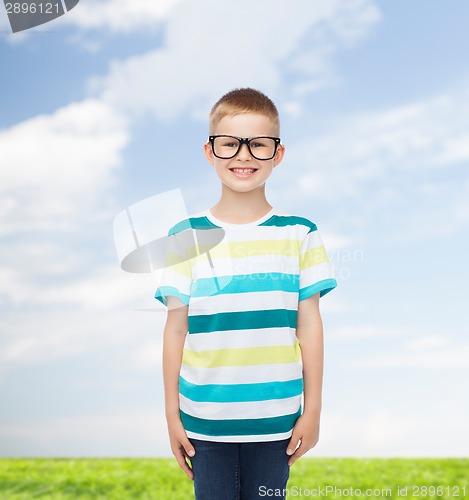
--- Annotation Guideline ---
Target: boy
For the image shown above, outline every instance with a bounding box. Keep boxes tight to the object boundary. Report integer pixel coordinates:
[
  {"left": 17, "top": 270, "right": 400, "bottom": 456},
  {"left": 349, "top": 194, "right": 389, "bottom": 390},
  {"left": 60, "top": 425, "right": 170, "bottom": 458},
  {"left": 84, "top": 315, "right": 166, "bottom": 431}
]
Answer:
[{"left": 155, "top": 88, "right": 337, "bottom": 499}]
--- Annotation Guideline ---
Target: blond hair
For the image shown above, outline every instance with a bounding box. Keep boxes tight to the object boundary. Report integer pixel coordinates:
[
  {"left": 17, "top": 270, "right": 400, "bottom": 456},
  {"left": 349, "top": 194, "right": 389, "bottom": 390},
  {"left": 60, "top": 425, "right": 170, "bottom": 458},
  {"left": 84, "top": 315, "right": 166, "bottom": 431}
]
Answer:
[{"left": 209, "top": 87, "right": 280, "bottom": 135}]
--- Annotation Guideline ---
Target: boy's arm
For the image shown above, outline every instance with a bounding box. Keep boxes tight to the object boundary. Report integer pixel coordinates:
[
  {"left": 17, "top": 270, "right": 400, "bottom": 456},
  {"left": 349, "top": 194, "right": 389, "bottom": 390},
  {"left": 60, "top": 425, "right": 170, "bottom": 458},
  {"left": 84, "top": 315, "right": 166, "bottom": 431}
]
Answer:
[
  {"left": 163, "top": 296, "right": 196, "bottom": 480},
  {"left": 287, "top": 291, "right": 324, "bottom": 467}
]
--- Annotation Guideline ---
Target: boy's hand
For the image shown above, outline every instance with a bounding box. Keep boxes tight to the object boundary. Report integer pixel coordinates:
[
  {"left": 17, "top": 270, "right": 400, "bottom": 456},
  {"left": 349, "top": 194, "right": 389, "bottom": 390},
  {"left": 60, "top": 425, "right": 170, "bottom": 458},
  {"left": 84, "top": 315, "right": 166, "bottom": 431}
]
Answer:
[
  {"left": 286, "top": 412, "right": 320, "bottom": 467},
  {"left": 167, "top": 416, "right": 196, "bottom": 480}
]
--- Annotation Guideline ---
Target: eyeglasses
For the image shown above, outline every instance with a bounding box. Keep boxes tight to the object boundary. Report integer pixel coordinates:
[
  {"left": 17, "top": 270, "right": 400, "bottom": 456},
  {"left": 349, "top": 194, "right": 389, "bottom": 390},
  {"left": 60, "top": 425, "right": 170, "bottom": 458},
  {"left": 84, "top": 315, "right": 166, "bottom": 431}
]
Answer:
[{"left": 208, "top": 135, "right": 281, "bottom": 160}]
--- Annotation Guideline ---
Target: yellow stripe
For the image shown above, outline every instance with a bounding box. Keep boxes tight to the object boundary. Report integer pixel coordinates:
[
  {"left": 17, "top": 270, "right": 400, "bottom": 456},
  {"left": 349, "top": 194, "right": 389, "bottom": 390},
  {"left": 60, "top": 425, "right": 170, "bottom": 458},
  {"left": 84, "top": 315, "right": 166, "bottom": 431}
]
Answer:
[
  {"left": 167, "top": 239, "right": 303, "bottom": 264},
  {"left": 300, "top": 245, "right": 329, "bottom": 269},
  {"left": 165, "top": 241, "right": 327, "bottom": 277},
  {"left": 164, "top": 255, "right": 193, "bottom": 278},
  {"left": 182, "top": 340, "right": 301, "bottom": 368},
  {"left": 206, "top": 239, "right": 302, "bottom": 260}
]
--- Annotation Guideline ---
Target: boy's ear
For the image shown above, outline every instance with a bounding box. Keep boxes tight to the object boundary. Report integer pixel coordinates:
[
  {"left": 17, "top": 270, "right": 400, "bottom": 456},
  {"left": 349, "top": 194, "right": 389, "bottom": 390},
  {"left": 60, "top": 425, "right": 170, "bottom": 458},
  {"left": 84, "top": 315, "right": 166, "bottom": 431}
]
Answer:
[
  {"left": 273, "top": 143, "right": 285, "bottom": 167},
  {"left": 204, "top": 142, "right": 215, "bottom": 165}
]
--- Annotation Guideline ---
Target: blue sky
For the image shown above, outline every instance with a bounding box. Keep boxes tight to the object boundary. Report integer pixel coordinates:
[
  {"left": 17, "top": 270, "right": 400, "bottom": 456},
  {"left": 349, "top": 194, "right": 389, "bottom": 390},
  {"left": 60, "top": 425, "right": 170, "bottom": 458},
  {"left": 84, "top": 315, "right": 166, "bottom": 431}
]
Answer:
[{"left": 1, "top": 0, "right": 468, "bottom": 459}]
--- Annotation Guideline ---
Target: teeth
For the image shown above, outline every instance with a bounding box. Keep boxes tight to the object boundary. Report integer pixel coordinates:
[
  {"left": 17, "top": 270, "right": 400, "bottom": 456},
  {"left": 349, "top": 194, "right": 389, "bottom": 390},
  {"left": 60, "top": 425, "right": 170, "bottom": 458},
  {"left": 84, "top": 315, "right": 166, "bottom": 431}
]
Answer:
[{"left": 232, "top": 168, "right": 256, "bottom": 174}]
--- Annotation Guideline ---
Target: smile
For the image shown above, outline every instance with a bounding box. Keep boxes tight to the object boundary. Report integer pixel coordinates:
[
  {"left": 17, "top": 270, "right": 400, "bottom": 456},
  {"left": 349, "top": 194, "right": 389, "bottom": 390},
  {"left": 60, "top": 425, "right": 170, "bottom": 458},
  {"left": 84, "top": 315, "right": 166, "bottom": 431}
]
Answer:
[{"left": 229, "top": 168, "right": 258, "bottom": 178}]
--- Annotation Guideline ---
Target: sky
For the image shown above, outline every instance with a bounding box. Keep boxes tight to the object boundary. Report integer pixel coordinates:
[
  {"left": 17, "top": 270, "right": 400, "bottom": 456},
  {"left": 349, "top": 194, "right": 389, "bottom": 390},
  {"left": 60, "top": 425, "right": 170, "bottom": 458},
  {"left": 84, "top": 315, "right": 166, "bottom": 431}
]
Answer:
[{"left": 0, "top": 0, "right": 468, "bottom": 459}]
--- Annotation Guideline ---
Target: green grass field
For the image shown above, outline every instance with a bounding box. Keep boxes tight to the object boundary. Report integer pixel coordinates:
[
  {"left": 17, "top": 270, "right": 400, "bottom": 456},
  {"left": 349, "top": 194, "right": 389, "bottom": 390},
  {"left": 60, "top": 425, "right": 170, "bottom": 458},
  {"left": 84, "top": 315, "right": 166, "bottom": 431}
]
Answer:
[{"left": 0, "top": 458, "right": 467, "bottom": 499}]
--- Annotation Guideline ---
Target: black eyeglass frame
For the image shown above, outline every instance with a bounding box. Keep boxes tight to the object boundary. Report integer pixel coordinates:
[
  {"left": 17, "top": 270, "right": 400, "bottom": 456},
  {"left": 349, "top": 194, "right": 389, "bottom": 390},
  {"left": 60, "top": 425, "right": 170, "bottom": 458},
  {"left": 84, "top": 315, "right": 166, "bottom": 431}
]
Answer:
[{"left": 208, "top": 135, "right": 282, "bottom": 160}]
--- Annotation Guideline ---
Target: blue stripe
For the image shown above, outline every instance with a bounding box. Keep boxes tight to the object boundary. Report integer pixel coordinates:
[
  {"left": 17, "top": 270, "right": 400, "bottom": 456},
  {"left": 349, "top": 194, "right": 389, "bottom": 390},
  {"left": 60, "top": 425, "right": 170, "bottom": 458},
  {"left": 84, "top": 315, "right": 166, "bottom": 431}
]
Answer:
[
  {"left": 191, "top": 272, "right": 299, "bottom": 298},
  {"left": 180, "top": 407, "right": 302, "bottom": 436},
  {"left": 168, "top": 216, "right": 219, "bottom": 236},
  {"left": 299, "top": 278, "right": 338, "bottom": 301},
  {"left": 179, "top": 376, "right": 303, "bottom": 402},
  {"left": 259, "top": 215, "right": 318, "bottom": 234},
  {"left": 155, "top": 286, "right": 190, "bottom": 306},
  {"left": 170, "top": 214, "right": 318, "bottom": 235},
  {"left": 188, "top": 309, "right": 298, "bottom": 333}
]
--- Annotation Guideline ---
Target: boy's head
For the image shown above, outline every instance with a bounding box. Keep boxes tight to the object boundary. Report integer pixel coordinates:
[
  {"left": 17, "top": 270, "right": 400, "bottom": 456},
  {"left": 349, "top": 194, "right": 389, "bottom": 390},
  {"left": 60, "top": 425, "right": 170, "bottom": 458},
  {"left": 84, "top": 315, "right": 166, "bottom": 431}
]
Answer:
[
  {"left": 209, "top": 87, "right": 280, "bottom": 136},
  {"left": 204, "top": 88, "right": 285, "bottom": 193}
]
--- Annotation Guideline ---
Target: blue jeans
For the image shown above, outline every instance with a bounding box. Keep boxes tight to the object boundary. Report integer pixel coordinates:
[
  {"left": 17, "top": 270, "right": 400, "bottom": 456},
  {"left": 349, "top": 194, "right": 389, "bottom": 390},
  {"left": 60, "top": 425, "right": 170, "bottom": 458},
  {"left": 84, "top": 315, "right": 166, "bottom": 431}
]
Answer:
[{"left": 189, "top": 437, "right": 291, "bottom": 500}]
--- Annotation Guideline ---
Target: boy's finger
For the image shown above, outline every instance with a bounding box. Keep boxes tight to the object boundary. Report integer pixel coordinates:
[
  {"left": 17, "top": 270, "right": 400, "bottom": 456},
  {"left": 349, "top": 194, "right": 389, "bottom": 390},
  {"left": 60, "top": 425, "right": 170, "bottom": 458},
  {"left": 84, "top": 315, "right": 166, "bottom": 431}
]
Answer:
[
  {"left": 181, "top": 439, "right": 196, "bottom": 458},
  {"left": 287, "top": 441, "right": 308, "bottom": 467},
  {"left": 175, "top": 449, "right": 194, "bottom": 480},
  {"left": 286, "top": 435, "right": 300, "bottom": 455}
]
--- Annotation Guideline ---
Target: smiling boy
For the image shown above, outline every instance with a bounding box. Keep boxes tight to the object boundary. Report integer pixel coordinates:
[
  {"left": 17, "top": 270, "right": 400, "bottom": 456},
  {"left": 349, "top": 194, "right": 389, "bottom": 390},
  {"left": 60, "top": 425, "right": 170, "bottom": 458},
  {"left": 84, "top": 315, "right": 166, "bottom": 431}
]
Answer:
[{"left": 155, "top": 88, "right": 337, "bottom": 499}]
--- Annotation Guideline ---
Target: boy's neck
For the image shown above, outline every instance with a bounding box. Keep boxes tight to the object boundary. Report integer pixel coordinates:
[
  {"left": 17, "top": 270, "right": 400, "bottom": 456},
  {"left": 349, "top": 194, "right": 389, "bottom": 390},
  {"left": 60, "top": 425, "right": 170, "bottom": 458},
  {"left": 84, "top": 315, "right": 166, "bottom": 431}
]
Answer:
[{"left": 210, "top": 188, "right": 273, "bottom": 224}]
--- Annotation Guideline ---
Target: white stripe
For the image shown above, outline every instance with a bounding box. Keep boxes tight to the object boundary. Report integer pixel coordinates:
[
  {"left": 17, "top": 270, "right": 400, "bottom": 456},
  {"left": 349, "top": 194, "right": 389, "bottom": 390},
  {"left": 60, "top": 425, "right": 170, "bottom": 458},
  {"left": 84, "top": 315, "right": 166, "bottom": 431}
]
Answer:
[
  {"left": 186, "top": 430, "right": 293, "bottom": 443},
  {"left": 218, "top": 225, "right": 306, "bottom": 242},
  {"left": 194, "top": 253, "right": 301, "bottom": 278},
  {"left": 180, "top": 361, "right": 303, "bottom": 385},
  {"left": 180, "top": 394, "right": 301, "bottom": 420},
  {"left": 184, "top": 327, "right": 298, "bottom": 352},
  {"left": 300, "top": 230, "right": 323, "bottom": 251},
  {"left": 156, "top": 266, "right": 191, "bottom": 291},
  {"left": 300, "top": 261, "right": 335, "bottom": 286},
  {"left": 189, "top": 290, "right": 298, "bottom": 315}
]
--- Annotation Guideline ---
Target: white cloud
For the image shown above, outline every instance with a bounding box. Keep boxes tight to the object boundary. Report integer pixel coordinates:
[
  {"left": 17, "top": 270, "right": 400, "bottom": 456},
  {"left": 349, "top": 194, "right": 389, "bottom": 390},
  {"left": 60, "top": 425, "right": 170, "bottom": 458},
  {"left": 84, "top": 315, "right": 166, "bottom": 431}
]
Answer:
[
  {"left": 315, "top": 406, "right": 469, "bottom": 456},
  {"left": 0, "top": 79, "right": 140, "bottom": 391},
  {"left": 64, "top": 0, "right": 182, "bottom": 33},
  {"left": 349, "top": 343, "right": 469, "bottom": 369},
  {"left": 0, "top": 0, "right": 181, "bottom": 40},
  {"left": 331, "top": 324, "right": 417, "bottom": 340},
  {"left": 0, "top": 98, "right": 129, "bottom": 234},
  {"left": 388, "top": 175, "right": 469, "bottom": 241},
  {"left": 131, "top": 339, "right": 164, "bottom": 372},
  {"left": 36, "top": 267, "right": 158, "bottom": 310},
  {"left": 0, "top": 261, "right": 161, "bottom": 310},
  {"left": 0, "top": 409, "right": 171, "bottom": 457},
  {"left": 406, "top": 335, "right": 450, "bottom": 351},
  {"left": 329, "top": 326, "right": 467, "bottom": 369},
  {"left": 277, "top": 91, "right": 469, "bottom": 202},
  {"left": 0, "top": 301, "right": 166, "bottom": 375},
  {"left": 281, "top": 101, "right": 303, "bottom": 120},
  {"left": 268, "top": 79, "right": 469, "bottom": 242},
  {"left": 89, "top": 0, "right": 380, "bottom": 122},
  {"left": 2, "top": 402, "right": 468, "bottom": 457}
]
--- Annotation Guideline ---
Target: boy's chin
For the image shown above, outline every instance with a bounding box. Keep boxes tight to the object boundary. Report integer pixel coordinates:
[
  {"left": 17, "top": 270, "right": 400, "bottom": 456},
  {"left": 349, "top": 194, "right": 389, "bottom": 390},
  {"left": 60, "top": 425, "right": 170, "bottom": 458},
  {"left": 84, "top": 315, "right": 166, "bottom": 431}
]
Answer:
[{"left": 222, "top": 183, "right": 267, "bottom": 194}]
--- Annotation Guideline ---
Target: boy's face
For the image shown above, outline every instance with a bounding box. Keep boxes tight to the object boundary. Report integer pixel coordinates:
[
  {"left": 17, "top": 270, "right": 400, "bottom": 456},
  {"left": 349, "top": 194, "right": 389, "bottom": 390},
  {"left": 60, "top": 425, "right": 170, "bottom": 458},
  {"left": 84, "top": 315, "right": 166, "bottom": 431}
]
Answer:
[{"left": 204, "top": 113, "right": 285, "bottom": 195}]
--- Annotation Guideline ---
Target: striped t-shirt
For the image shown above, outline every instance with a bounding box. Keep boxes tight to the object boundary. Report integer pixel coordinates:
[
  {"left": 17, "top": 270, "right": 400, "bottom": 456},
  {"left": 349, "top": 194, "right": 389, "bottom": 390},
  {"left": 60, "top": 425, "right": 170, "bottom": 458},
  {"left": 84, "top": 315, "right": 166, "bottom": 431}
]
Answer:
[{"left": 155, "top": 207, "right": 337, "bottom": 442}]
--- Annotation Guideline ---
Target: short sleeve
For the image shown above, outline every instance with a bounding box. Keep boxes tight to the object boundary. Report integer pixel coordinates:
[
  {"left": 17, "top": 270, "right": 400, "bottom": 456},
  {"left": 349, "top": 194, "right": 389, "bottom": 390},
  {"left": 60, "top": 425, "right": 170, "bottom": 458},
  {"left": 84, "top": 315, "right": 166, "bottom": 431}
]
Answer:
[
  {"left": 154, "top": 232, "right": 193, "bottom": 308},
  {"left": 299, "top": 224, "right": 337, "bottom": 301}
]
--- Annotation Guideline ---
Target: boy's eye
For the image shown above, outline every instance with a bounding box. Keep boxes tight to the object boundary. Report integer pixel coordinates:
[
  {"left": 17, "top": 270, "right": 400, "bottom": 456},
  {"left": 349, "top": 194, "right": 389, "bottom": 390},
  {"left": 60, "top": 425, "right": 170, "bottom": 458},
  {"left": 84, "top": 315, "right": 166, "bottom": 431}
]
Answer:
[
  {"left": 218, "top": 139, "right": 239, "bottom": 148},
  {"left": 250, "top": 142, "right": 266, "bottom": 149}
]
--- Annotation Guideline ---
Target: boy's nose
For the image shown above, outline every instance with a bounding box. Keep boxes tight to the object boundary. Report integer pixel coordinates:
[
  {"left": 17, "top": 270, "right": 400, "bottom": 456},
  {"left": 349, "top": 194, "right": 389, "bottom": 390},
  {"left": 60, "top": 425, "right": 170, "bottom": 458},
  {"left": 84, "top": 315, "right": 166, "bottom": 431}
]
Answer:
[{"left": 236, "top": 143, "right": 252, "bottom": 160}]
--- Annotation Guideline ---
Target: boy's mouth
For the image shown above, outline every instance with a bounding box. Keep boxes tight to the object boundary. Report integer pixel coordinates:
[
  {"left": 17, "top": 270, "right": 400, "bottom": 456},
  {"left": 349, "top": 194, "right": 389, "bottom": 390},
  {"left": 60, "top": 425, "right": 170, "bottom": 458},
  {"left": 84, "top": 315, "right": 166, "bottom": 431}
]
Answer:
[{"left": 229, "top": 167, "right": 258, "bottom": 178}]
